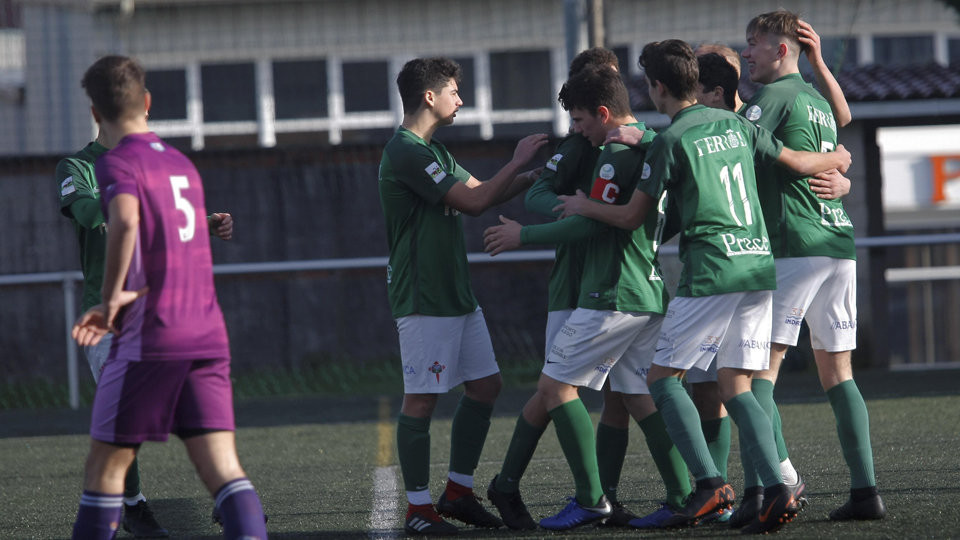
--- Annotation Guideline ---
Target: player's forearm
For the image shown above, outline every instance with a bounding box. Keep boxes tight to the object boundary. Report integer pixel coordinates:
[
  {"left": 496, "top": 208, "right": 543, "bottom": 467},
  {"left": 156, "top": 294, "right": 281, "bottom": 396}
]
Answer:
[
  {"left": 812, "top": 63, "right": 852, "bottom": 128},
  {"left": 495, "top": 170, "right": 534, "bottom": 205},
  {"left": 100, "top": 196, "right": 139, "bottom": 305},
  {"left": 524, "top": 178, "right": 562, "bottom": 218},
  {"left": 520, "top": 215, "right": 604, "bottom": 245},
  {"left": 779, "top": 148, "right": 847, "bottom": 177}
]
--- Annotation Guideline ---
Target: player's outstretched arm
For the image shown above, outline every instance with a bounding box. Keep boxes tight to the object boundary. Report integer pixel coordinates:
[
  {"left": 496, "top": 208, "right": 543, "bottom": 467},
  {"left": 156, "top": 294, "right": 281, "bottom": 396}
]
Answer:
[
  {"left": 808, "top": 169, "right": 851, "bottom": 199},
  {"left": 553, "top": 188, "right": 655, "bottom": 231},
  {"left": 778, "top": 144, "right": 851, "bottom": 176},
  {"left": 443, "top": 133, "right": 548, "bottom": 216},
  {"left": 208, "top": 212, "right": 233, "bottom": 240},
  {"left": 799, "top": 20, "right": 852, "bottom": 128}
]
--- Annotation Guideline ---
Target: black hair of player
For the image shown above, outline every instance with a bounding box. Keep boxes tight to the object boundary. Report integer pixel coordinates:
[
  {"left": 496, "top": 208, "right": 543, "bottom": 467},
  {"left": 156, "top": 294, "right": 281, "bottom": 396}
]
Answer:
[
  {"left": 396, "top": 57, "right": 462, "bottom": 115},
  {"left": 698, "top": 52, "right": 738, "bottom": 110},
  {"left": 82, "top": 55, "right": 147, "bottom": 123},
  {"left": 558, "top": 66, "right": 632, "bottom": 118},
  {"left": 569, "top": 47, "right": 620, "bottom": 77},
  {"left": 639, "top": 39, "right": 699, "bottom": 102}
]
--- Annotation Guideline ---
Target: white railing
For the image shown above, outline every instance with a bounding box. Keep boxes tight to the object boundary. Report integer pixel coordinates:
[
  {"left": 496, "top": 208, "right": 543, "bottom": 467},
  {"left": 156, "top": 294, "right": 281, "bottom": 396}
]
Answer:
[{"left": 3, "top": 233, "right": 960, "bottom": 410}]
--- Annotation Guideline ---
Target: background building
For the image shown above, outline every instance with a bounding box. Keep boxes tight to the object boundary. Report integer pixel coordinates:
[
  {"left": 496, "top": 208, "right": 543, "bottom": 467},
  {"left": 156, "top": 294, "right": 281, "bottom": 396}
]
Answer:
[{"left": 2, "top": 0, "right": 959, "bottom": 407}]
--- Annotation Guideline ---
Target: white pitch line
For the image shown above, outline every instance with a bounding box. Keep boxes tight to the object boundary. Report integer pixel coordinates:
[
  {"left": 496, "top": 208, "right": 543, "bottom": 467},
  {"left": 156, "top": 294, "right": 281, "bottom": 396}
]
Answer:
[
  {"left": 368, "top": 465, "right": 401, "bottom": 538},
  {"left": 368, "top": 396, "right": 401, "bottom": 539}
]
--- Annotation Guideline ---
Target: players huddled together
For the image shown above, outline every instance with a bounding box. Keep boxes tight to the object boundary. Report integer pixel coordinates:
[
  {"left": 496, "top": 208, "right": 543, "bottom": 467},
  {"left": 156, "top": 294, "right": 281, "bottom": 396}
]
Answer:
[{"left": 65, "top": 7, "right": 883, "bottom": 539}]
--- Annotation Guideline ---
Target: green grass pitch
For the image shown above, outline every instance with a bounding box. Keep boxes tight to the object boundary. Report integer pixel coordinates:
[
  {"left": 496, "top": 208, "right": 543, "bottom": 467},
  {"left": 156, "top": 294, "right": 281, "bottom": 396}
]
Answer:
[{"left": 1, "top": 368, "right": 958, "bottom": 538}]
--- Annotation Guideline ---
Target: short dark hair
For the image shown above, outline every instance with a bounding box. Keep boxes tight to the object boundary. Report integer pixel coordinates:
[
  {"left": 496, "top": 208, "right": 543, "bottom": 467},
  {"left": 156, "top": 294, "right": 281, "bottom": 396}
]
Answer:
[
  {"left": 746, "top": 9, "right": 806, "bottom": 53},
  {"left": 81, "top": 55, "right": 147, "bottom": 123},
  {"left": 569, "top": 47, "right": 620, "bottom": 77},
  {"left": 558, "top": 66, "right": 631, "bottom": 118},
  {"left": 396, "top": 57, "right": 462, "bottom": 115},
  {"left": 698, "top": 52, "right": 739, "bottom": 110},
  {"left": 638, "top": 39, "right": 699, "bottom": 101}
]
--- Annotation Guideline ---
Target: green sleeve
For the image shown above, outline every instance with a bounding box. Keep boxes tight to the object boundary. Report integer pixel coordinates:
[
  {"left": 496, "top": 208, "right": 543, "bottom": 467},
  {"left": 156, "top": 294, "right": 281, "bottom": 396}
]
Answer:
[
  {"left": 520, "top": 215, "right": 606, "bottom": 245},
  {"left": 524, "top": 175, "right": 562, "bottom": 217},
  {"left": 69, "top": 198, "right": 105, "bottom": 229}
]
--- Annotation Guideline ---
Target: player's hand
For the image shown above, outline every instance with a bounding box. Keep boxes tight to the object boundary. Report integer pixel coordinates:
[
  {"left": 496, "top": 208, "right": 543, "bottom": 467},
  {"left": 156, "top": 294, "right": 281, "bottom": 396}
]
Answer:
[
  {"left": 208, "top": 212, "right": 233, "bottom": 241},
  {"left": 512, "top": 134, "right": 549, "bottom": 166},
  {"left": 516, "top": 166, "right": 544, "bottom": 189},
  {"left": 483, "top": 215, "right": 523, "bottom": 256},
  {"left": 552, "top": 189, "right": 590, "bottom": 219},
  {"left": 809, "top": 169, "right": 851, "bottom": 199},
  {"left": 605, "top": 126, "right": 645, "bottom": 146},
  {"left": 797, "top": 20, "right": 825, "bottom": 67},
  {"left": 834, "top": 144, "right": 852, "bottom": 174},
  {"left": 72, "top": 287, "right": 148, "bottom": 346}
]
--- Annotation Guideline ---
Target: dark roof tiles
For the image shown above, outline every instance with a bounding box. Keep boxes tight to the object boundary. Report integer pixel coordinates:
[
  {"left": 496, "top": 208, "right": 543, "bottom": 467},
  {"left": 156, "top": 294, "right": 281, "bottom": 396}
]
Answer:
[{"left": 627, "top": 62, "right": 960, "bottom": 110}]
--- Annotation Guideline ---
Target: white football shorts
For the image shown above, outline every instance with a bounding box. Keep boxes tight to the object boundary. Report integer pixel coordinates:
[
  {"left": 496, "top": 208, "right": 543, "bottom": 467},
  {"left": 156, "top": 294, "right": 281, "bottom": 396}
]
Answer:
[
  {"left": 396, "top": 307, "right": 499, "bottom": 394},
  {"left": 82, "top": 332, "right": 114, "bottom": 383},
  {"left": 653, "top": 291, "right": 773, "bottom": 373},
  {"left": 543, "top": 308, "right": 661, "bottom": 393},
  {"left": 545, "top": 309, "right": 575, "bottom": 361},
  {"left": 771, "top": 257, "right": 857, "bottom": 352}
]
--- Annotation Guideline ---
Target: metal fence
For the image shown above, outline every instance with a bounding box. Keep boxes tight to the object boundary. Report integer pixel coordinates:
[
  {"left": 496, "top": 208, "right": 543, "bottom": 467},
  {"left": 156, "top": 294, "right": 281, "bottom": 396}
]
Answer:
[{"left": 3, "top": 233, "right": 960, "bottom": 409}]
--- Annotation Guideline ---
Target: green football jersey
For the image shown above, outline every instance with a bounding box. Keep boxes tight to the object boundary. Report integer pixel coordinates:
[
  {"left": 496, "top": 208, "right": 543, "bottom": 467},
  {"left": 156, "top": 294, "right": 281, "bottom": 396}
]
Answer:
[
  {"left": 378, "top": 127, "right": 477, "bottom": 318},
  {"left": 638, "top": 105, "right": 781, "bottom": 297},
  {"left": 521, "top": 123, "right": 667, "bottom": 314},
  {"left": 524, "top": 134, "right": 599, "bottom": 312},
  {"left": 743, "top": 73, "right": 855, "bottom": 260},
  {"left": 56, "top": 141, "right": 109, "bottom": 312}
]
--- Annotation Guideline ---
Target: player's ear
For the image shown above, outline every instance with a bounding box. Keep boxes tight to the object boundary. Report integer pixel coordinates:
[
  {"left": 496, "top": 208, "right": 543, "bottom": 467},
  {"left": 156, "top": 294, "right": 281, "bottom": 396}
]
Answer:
[
  {"left": 777, "top": 42, "right": 788, "bottom": 60},
  {"left": 144, "top": 90, "right": 152, "bottom": 118},
  {"left": 424, "top": 89, "right": 435, "bottom": 109},
  {"left": 90, "top": 105, "right": 102, "bottom": 124},
  {"left": 596, "top": 105, "right": 611, "bottom": 123}
]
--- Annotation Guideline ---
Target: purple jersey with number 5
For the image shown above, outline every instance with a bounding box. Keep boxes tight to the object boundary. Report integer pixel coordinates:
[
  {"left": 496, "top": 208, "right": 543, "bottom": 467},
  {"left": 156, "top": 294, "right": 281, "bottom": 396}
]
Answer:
[{"left": 96, "top": 132, "right": 229, "bottom": 361}]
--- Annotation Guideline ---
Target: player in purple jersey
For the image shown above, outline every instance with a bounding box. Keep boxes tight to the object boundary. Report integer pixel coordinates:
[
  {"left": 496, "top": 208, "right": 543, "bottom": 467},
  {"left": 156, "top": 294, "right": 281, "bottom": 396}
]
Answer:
[{"left": 70, "top": 55, "right": 266, "bottom": 540}]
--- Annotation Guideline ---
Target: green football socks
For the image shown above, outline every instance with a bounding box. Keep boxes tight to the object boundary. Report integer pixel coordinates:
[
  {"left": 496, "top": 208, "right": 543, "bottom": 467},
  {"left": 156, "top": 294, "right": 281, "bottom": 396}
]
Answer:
[
  {"left": 549, "top": 399, "right": 604, "bottom": 506},
  {"left": 701, "top": 415, "right": 731, "bottom": 482},
  {"left": 596, "top": 422, "right": 629, "bottom": 503},
  {"left": 725, "top": 392, "right": 782, "bottom": 488},
  {"left": 637, "top": 410, "right": 693, "bottom": 508},
  {"left": 495, "top": 414, "right": 547, "bottom": 493},
  {"left": 397, "top": 414, "right": 431, "bottom": 493},
  {"left": 649, "top": 377, "right": 719, "bottom": 481},
  {"left": 124, "top": 456, "right": 142, "bottom": 500},
  {"left": 827, "top": 379, "right": 877, "bottom": 489},
  {"left": 449, "top": 396, "right": 493, "bottom": 476}
]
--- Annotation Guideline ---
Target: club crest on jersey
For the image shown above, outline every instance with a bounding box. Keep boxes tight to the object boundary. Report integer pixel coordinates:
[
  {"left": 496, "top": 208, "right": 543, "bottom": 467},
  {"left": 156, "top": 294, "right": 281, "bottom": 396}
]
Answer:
[
  {"left": 425, "top": 161, "right": 447, "bottom": 184},
  {"left": 590, "top": 177, "right": 620, "bottom": 203},
  {"left": 725, "top": 129, "right": 742, "bottom": 149},
  {"left": 545, "top": 153, "right": 563, "bottom": 171},
  {"left": 745, "top": 105, "right": 762, "bottom": 121},
  {"left": 60, "top": 176, "right": 76, "bottom": 196},
  {"left": 599, "top": 163, "right": 615, "bottom": 180},
  {"left": 641, "top": 162, "right": 651, "bottom": 180},
  {"left": 429, "top": 361, "right": 446, "bottom": 383},
  {"left": 150, "top": 142, "right": 166, "bottom": 152}
]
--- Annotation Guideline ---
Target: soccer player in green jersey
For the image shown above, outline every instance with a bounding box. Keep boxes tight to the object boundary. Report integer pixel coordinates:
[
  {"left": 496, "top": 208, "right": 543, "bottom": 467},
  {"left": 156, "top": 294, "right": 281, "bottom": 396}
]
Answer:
[
  {"left": 378, "top": 56, "right": 547, "bottom": 536},
  {"left": 739, "top": 9, "right": 885, "bottom": 523},
  {"left": 553, "top": 39, "right": 851, "bottom": 534},
  {"left": 487, "top": 48, "right": 691, "bottom": 531},
  {"left": 57, "top": 130, "right": 232, "bottom": 540},
  {"left": 483, "top": 65, "right": 674, "bottom": 530}
]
